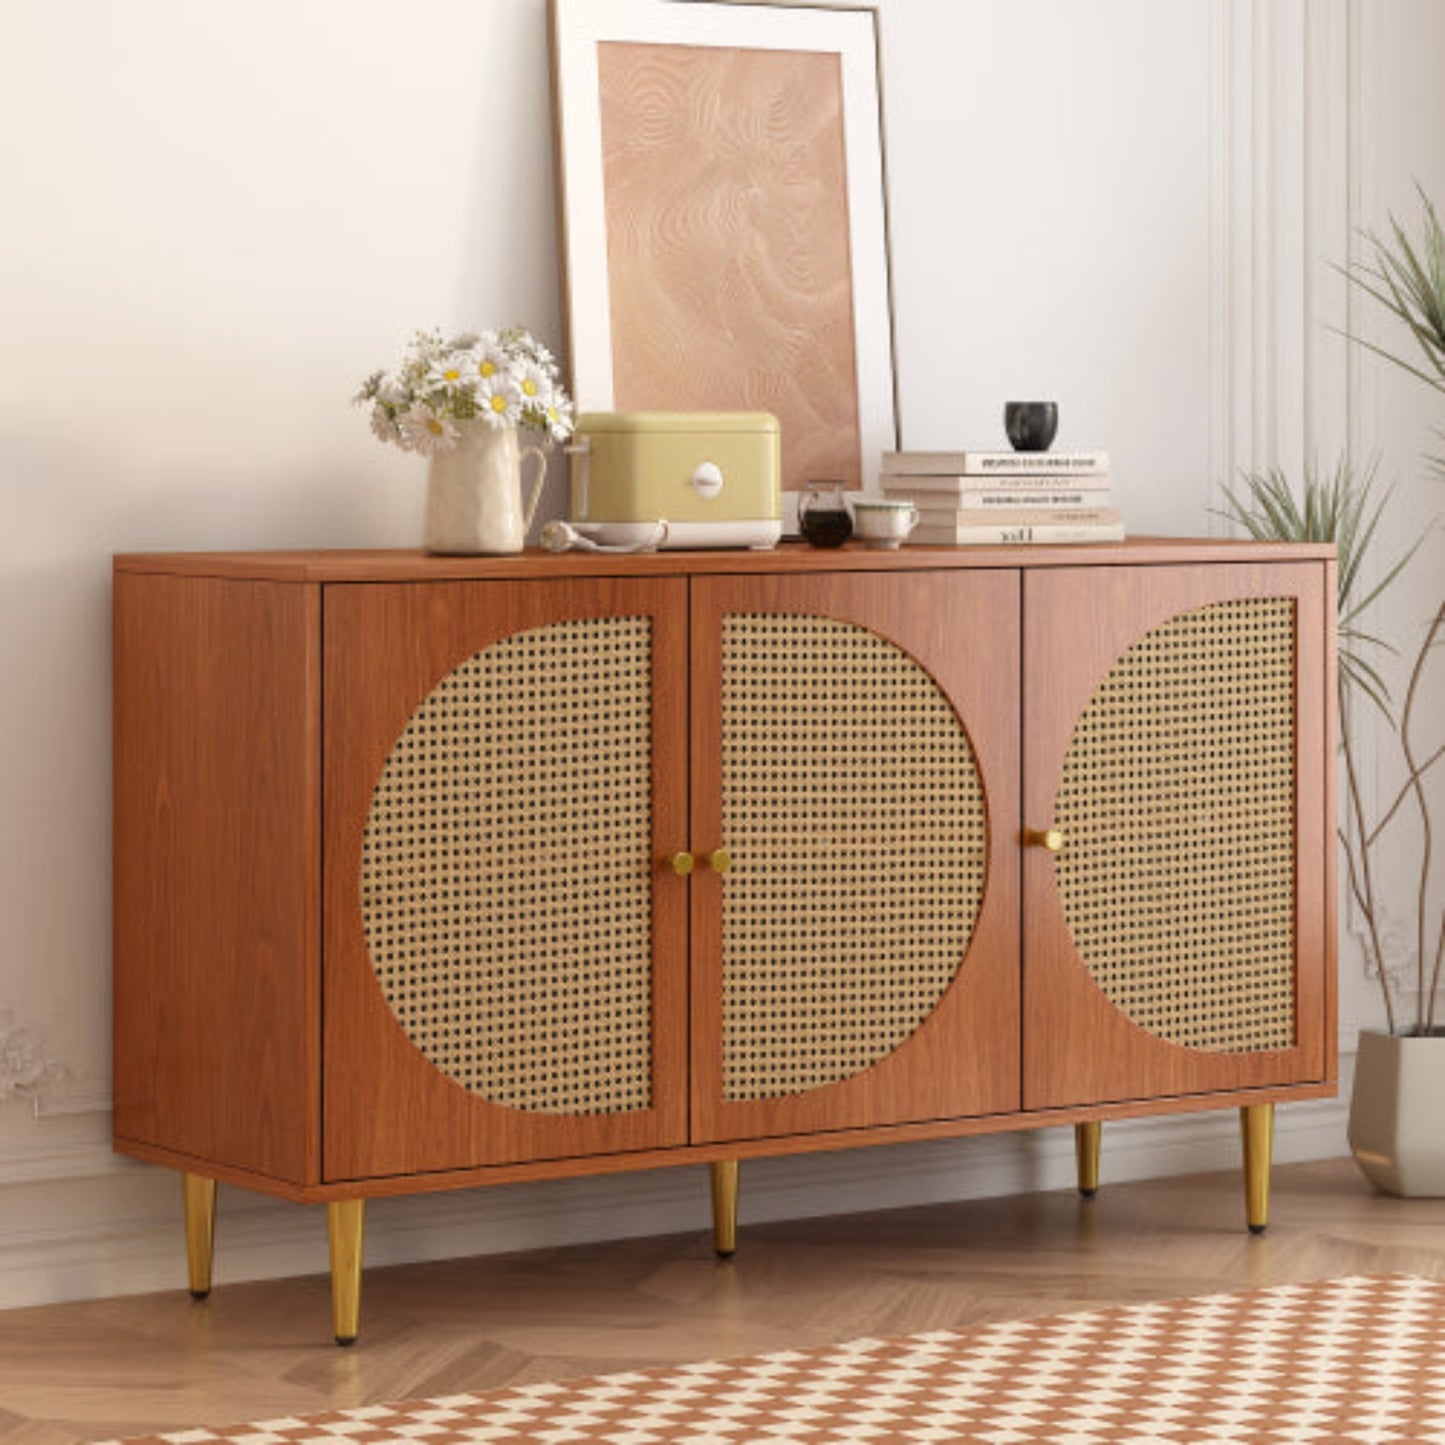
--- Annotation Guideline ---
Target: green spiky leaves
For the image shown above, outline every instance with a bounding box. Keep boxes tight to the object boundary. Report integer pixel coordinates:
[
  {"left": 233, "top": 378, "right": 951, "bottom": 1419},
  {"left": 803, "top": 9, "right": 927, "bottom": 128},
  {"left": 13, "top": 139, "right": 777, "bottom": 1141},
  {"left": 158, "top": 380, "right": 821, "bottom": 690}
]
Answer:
[{"left": 1215, "top": 459, "right": 1422, "bottom": 714}]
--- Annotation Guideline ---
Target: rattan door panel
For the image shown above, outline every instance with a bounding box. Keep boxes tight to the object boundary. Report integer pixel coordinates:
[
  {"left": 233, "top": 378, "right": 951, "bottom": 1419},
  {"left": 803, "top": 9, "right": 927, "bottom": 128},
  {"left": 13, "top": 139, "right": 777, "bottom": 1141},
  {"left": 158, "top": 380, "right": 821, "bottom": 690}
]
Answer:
[
  {"left": 1022, "top": 563, "right": 1330, "bottom": 1110},
  {"left": 323, "top": 578, "right": 689, "bottom": 1181},
  {"left": 690, "top": 572, "right": 1022, "bottom": 1143}
]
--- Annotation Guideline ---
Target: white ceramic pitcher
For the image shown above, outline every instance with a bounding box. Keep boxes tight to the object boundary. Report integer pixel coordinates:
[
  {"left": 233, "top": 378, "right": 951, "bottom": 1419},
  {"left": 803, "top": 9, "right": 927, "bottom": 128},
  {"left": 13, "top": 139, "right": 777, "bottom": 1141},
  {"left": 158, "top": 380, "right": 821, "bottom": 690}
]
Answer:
[{"left": 424, "top": 424, "right": 546, "bottom": 555}]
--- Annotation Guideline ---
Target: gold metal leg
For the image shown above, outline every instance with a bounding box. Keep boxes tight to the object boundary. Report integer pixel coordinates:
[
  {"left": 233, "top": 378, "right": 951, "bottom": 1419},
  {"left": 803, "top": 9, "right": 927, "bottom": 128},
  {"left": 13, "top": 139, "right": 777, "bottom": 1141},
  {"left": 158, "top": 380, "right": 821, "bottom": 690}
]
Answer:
[
  {"left": 327, "top": 1199, "right": 366, "bottom": 1346},
  {"left": 1241, "top": 1103, "right": 1274, "bottom": 1234},
  {"left": 710, "top": 1160, "right": 739, "bottom": 1259},
  {"left": 182, "top": 1173, "right": 217, "bottom": 1299},
  {"left": 1075, "top": 1121, "right": 1102, "bottom": 1198}
]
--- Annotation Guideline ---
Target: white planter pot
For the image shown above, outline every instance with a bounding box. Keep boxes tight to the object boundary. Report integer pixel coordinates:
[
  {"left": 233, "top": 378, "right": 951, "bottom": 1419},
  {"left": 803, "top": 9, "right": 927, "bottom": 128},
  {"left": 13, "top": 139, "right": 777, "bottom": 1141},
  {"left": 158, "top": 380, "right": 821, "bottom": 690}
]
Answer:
[
  {"left": 424, "top": 424, "right": 546, "bottom": 555},
  {"left": 1347, "top": 1027, "right": 1445, "bottom": 1196}
]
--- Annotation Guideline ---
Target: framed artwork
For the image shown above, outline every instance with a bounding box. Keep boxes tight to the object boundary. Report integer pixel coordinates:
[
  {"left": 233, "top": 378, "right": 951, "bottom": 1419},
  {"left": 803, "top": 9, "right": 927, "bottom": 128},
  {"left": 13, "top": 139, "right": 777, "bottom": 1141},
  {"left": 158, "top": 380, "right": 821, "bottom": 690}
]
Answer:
[{"left": 548, "top": 0, "right": 897, "bottom": 497}]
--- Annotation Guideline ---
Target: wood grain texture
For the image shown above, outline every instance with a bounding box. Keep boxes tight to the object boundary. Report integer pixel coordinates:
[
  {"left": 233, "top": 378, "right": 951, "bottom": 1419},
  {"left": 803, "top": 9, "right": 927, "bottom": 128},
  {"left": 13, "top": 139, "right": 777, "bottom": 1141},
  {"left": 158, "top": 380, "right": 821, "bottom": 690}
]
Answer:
[
  {"left": 597, "top": 42, "right": 861, "bottom": 490},
  {"left": 322, "top": 579, "right": 689, "bottom": 1181},
  {"left": 115, "top": 1079, "right": 1335, "bottom": 1204},
  {"left": 1323, "top": 557, "right": 1340, "bottom": 1086},
  {"left": 111, "top": 540, "right": 1339, "bottom": 583},
  {"left": 110, "top": 545, "right": 1338, "bottom": 1218},
  {"left": 112, "top": 572, "right": 320, "bottom": 1185},
  {"left": 1020, "top": 562, "right": 1333, "bottom": 1109},
  {"left": 688, "top": 571, "right": 1022, "bottom": 1142}
]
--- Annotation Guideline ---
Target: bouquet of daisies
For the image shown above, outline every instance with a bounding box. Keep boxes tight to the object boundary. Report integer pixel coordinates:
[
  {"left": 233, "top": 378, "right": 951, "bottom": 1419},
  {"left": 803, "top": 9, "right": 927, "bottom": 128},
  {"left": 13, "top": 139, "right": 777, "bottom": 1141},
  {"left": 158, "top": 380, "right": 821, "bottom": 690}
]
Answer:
[{"left": 355, "top": 327, "right": 575, "bottom": 455}]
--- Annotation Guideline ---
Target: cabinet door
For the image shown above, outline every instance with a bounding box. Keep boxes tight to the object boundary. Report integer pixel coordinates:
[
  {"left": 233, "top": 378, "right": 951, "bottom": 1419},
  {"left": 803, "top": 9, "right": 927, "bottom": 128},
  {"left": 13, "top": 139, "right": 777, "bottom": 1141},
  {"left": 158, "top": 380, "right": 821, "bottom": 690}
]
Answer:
[
  {"left": 1023, "top": 563, "right": 1332, "bottom": 1109},
  {"left": 323, "top": 579, "right": 688, "bottom": 1180},
  {"left": 690, "top": 571, "right": 1021, "bottom": 1142}
]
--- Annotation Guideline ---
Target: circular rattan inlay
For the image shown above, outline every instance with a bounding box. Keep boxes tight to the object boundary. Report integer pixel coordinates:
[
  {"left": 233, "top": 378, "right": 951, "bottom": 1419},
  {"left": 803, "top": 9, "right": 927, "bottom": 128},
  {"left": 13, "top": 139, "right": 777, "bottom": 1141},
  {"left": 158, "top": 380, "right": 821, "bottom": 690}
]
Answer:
[
  {"left": 721, "top": 614, "right": 986, "bottom": 1101},
  {"left": 361, "top": 617, "right": 653, "bottom": 1115},
  {"left": 1053, "top": 597, "right": 1296, "bottom": 1053}
]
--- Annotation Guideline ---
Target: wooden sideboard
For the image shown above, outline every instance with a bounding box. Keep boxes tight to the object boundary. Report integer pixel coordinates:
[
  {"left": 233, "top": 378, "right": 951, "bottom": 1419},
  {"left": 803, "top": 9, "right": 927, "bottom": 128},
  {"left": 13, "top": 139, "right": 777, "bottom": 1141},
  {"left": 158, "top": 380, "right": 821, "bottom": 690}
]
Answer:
[{"left": 112, "top": 540, "right": 1337, "bottom": 1343}]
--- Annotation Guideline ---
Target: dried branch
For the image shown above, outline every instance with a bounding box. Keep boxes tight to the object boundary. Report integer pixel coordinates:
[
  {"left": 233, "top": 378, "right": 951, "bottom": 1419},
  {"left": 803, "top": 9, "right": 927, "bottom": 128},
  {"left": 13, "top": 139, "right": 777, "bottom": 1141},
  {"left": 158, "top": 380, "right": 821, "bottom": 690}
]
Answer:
[
  {"left": 1336, "top": 185, "right": 1445, "bottom": 1035},
  {"left": 1340, "top": 826, "right": 1397, "bottom": 1035},
  {"left": 1403, "top": 600, "right": 1445, "bottom": 1029},
  {"left": 1339, "top": 675, "right": 1398, "bottom": 1033},
  {"left": 1367, "top": 739, "right": 1445, "bottom": 845}
]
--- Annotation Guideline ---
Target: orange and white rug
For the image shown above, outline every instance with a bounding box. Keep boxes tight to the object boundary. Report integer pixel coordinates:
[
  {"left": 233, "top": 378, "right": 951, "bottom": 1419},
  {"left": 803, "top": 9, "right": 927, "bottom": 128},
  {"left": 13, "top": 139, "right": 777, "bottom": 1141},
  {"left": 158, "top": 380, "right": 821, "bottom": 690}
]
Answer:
[{"left": 106, "top": 1273, "right": 1445, "bottom": 1444}]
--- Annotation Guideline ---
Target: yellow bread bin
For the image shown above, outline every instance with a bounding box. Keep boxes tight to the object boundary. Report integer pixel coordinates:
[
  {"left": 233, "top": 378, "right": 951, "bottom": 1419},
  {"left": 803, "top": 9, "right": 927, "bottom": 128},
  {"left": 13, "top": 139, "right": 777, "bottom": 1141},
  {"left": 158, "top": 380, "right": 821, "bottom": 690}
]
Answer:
[{"left": 568, "top": 411, "right": 781, "bottom": 550}]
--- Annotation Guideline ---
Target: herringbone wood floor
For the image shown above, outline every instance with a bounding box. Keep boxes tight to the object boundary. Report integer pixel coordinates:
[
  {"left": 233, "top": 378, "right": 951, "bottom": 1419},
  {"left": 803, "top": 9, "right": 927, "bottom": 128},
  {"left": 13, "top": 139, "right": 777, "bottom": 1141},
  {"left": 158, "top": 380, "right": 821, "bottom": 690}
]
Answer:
[{"left": 2, "top": 1157, "right": 1442, "bottom": 1443}]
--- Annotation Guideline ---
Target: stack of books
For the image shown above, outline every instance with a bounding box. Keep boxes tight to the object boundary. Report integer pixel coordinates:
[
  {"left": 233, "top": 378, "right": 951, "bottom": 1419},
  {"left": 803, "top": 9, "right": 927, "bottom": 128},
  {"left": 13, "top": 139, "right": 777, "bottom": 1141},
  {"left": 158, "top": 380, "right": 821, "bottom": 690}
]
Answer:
[{"left": 881, "top": 448, "right": 1125, "bottom": 545}]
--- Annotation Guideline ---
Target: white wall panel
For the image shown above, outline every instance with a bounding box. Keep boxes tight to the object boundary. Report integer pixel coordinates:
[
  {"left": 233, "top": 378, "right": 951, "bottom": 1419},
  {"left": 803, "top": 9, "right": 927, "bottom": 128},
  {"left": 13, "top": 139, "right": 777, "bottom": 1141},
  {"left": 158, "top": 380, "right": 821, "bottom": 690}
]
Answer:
[{"left": 887, "top": 0, "right": 1213, "bottom": 535}]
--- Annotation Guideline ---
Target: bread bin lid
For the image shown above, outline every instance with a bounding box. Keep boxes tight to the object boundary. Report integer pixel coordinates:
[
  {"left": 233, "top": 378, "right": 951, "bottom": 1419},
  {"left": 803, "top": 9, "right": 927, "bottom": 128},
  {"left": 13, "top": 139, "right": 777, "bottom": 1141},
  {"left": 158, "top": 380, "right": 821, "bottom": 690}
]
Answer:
[{"left": 576, "top": 410, "right": 779, "bottom": 435}]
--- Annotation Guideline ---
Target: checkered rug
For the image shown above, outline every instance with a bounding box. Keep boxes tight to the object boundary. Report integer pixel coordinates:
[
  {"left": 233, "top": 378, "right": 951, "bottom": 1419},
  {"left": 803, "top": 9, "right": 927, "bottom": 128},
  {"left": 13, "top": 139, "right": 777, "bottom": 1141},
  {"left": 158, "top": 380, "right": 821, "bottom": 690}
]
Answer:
[{"left": 106, "top": 1274, "right": 1445, "bottom": 1444}]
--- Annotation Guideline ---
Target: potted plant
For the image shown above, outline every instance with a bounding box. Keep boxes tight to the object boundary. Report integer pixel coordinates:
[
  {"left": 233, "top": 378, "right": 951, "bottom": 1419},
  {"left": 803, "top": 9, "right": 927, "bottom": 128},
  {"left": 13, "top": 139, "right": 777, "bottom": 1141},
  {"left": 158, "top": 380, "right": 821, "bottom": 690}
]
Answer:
[{"left": 1219, "top": 190, "right": 1443, "bottom": 1195}]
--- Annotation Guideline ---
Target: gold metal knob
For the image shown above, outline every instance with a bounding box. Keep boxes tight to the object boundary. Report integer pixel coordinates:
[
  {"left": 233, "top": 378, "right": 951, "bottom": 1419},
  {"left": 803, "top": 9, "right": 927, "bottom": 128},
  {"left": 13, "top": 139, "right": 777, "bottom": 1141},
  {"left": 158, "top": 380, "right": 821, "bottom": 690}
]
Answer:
[
  {"left": 704, "top": 848, "right": 732, "bottom": 875},
  {"left": 663, "top": 851, "right": 695, "bottom": 876},
  {"left": 1028, "top": 828, "right": 1065, "bottom": 853}
]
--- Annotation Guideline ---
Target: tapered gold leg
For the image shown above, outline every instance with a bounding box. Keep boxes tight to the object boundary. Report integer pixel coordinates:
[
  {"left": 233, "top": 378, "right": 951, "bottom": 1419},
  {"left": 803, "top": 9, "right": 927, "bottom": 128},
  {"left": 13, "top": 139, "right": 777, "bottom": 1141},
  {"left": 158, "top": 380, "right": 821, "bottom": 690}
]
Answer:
[
  {"left": 1241, "top": 1103, "right": 1274, "bottom": 1234},
  {"left": 710, "top": 1160, "right": 739, "bottom": 1259},
  {"left": 182, "top": 1173, "right": 217, "bottom": 1300},
  {"left": 327, "top": 1199, "right": 366, "bottom": 1346},
  {"left": 1075, "top": 1121, "right": 1102, "bottom": 1198}
]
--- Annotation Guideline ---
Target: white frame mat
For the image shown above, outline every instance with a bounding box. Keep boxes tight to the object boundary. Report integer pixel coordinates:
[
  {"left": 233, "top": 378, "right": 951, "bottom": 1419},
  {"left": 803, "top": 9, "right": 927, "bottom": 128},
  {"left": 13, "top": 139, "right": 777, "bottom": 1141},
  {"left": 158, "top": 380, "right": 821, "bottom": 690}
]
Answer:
[{"left": 548, "top": 0, "right": 898, "bottom": 496}]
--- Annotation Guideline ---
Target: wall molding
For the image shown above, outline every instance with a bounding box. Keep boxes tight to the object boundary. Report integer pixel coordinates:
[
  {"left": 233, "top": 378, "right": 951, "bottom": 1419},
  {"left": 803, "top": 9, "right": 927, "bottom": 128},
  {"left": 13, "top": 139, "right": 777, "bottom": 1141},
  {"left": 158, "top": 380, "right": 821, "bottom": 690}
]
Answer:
[
  {"left": 1207, "top": 0, "right": 1399, "bottom": 1034},
  {"left": 31, "top": 1089, "right": 112, "bottom": 1121},
  {"left": 0, "top": 1139, "right": 132, "bottom": 1188},
  {"left": 0, "top": 1097, "right": 1351, "bottom": 1311},
  {"left": 1208, "top": 0, "right": 1351, "bottom": 519}
]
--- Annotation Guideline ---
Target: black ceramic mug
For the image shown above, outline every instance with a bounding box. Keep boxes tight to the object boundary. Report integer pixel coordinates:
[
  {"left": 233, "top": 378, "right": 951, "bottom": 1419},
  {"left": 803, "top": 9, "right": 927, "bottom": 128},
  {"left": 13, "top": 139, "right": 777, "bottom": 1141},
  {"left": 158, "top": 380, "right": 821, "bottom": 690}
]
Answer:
[{"left": 1004, "top": 401, "right": 1059, "bottom": 452}]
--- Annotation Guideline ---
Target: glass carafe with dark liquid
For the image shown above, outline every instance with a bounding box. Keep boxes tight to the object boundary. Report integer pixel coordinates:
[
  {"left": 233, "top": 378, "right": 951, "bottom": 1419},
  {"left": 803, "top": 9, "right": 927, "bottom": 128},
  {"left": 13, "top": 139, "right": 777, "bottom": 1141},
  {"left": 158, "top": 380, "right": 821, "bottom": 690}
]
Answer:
[{"left": 798, "top": 485, "right": 853, "bottom": 548}]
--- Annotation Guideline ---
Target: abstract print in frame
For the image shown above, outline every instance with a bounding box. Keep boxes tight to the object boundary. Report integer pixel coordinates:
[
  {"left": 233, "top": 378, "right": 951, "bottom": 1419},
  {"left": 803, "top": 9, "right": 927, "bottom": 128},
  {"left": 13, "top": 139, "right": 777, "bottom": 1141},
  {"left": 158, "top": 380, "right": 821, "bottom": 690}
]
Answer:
[{"left": 549, "top": 0, "right": 897, "bottom": 497}]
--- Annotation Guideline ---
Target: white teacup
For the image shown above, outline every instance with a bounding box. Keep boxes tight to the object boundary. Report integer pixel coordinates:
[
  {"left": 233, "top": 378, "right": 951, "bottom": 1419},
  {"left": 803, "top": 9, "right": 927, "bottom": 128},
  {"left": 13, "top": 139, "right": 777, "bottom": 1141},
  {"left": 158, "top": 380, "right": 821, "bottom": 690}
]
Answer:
[{"left": 852, "top": 498, "right": 919, "bottom": 549}]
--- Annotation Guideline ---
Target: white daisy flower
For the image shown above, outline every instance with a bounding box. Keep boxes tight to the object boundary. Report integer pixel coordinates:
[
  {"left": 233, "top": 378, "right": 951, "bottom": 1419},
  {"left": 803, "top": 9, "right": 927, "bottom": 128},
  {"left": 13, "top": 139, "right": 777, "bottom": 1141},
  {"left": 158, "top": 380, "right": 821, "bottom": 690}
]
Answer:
[
  {"left": 514, "top": 359, "right": 550, "bottom": 407},
  {"left": 399, "top": 405, "right": 459, "bottom": 454},
  {"left": 476, "top": 374, "right": 523, "bottom": 427},
  {"left": 473, "top": 339, "right": 510, "bottom": 382},
  {"left": 429, "top": 352, "right": 473, "bottom": 391},
  {"left": 357, "top": 327, "right": 564, "bottom": 454}
]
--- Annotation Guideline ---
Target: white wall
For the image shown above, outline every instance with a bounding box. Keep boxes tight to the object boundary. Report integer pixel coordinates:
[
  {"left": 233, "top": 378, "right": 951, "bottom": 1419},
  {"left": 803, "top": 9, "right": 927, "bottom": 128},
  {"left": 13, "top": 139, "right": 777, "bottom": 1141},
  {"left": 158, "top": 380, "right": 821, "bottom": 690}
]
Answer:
[
  {"left": 0, "top": 0, "right": 1440, "bottom": 1309},
  {"left": 1341, "top": 0, "right": 1445, "bottom": 1038},
  {"left": 888, "top": 0, "right": 1215, "bottom": 537}
]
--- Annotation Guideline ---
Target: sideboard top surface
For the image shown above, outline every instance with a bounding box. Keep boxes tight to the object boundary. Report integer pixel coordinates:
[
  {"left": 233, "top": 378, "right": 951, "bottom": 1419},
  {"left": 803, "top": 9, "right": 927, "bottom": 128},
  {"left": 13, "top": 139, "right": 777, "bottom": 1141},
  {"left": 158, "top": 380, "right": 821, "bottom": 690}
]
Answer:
[{"left": 113, "top": 538, "right": 1336, "bottom": 583}]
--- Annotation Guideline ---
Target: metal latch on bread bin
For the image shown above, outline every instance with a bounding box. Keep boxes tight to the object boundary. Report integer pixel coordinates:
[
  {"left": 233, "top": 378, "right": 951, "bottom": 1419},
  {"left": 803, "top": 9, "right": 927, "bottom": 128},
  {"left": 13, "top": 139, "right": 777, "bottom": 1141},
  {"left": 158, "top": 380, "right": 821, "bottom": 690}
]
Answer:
[{"left": 691, "top": 462, "right": 723, "bottom": 500}]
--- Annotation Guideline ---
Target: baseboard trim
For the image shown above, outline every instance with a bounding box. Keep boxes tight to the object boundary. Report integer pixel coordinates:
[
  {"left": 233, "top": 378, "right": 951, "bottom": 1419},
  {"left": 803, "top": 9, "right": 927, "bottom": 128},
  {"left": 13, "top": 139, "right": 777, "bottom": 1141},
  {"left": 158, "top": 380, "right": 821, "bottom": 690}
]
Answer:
[{"left": 0, "top": 1095, "right": 1349, "bottom": 1311}]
